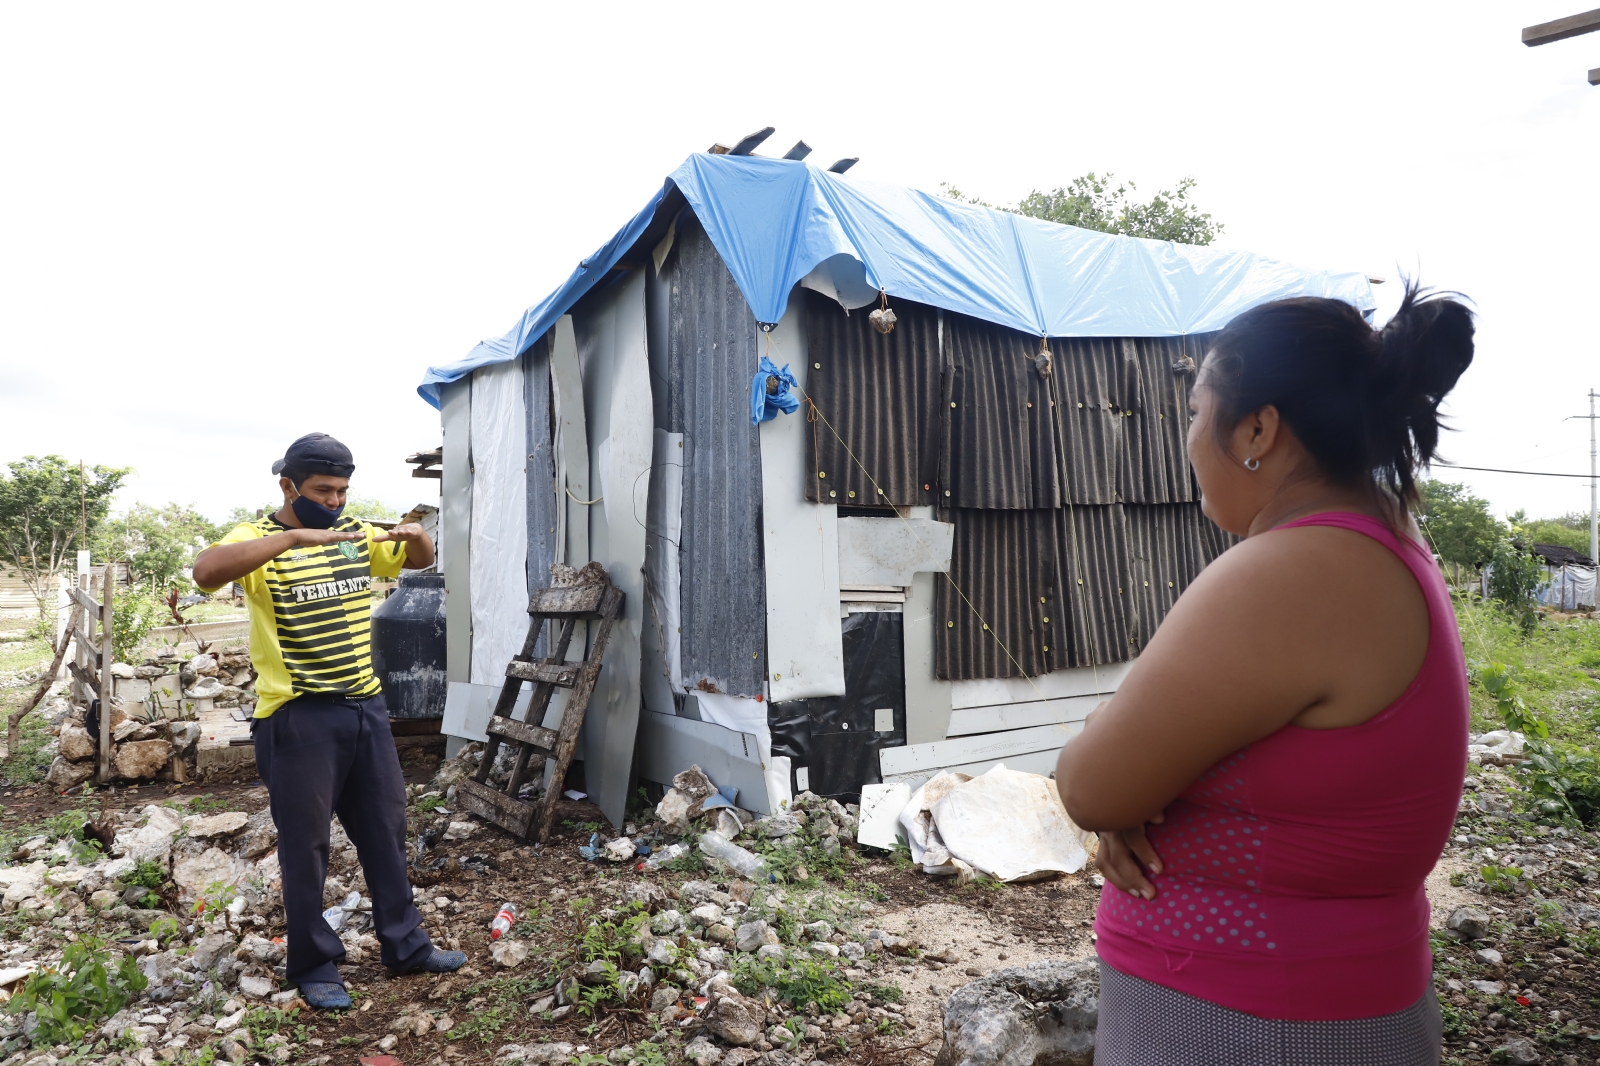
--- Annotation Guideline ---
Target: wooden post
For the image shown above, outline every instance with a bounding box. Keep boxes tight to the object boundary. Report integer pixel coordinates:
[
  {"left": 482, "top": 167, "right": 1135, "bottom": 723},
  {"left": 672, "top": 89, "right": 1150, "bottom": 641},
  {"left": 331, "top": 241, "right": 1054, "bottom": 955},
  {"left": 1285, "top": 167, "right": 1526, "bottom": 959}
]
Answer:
[{"left": 98, "top": 565, "right": 114, "bottom": 784}]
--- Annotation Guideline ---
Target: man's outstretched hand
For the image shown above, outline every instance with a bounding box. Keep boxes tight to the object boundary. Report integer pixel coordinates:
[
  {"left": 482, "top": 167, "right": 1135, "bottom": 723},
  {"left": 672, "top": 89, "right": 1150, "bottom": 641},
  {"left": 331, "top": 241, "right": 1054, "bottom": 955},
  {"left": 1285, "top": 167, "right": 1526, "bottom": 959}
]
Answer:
[{"left": 371, "top": 523, "right": 426, "bottom": 544}]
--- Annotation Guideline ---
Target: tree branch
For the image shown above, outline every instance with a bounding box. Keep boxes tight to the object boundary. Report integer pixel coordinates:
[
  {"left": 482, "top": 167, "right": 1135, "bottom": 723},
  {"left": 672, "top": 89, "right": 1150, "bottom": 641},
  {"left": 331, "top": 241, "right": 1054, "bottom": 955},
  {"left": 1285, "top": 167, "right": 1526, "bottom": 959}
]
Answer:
[{"left": 7, "top": 602, "right": 84, "bottom": 757}]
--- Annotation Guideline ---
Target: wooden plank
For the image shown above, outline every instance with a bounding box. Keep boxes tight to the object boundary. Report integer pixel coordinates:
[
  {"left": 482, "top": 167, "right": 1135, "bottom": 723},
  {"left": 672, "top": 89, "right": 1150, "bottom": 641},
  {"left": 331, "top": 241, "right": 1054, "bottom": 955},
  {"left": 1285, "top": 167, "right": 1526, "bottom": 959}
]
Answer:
[
  {"left": 98, "top": 567, "right": 114, "bottom": 783},
  {"left": 877, "top": 721, "right": 1081, "bottom": 777},
  {"left": 945, "top": 694, "right": 1102, "bottom": 737},
  {"left": 411, "top": 468, "right": 442, "bottom": 478},
  {"left": 527, "top": 585, "right": 607, "bottom": 616},
  {"left": 71, "top": 626, "right": 99, "bottom": 655},
  {"left": 457, "top": 778, "right": 536, "bottom": 837},
  {"left": 485, "top": 716, "right": 557, "bottom": 752},
  {"left": 1591, "top": 65, "right": 1600, "bottom": 85},
  {"left": 66, "top": 661, "right": 100, "bottom": 698},
  {"left": 69, "top": 587, "right": 100, "bottom": 615},
  {"left": 505, "top": 660, "right": 579, "bottom": 687},
  {"left": 881, "top": 745, "right": 1066, "bottom": 793},
  {"left": 1523, "top": 8, "right": 1600, "bottom": 46}
]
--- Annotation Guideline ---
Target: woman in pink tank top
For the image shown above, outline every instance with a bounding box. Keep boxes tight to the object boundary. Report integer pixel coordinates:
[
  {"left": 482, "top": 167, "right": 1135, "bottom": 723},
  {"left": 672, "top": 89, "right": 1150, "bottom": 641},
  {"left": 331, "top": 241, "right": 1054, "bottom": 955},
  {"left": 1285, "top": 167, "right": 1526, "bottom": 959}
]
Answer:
[{"left": 1057, "top": 283, "right": 1476, "bottom": 1066}]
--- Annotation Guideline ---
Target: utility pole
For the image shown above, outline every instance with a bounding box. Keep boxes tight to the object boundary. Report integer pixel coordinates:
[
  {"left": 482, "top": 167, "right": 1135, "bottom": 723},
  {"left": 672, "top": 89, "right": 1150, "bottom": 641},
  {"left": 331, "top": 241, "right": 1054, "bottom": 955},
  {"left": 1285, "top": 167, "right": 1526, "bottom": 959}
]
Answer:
[{"left": 1568, "top": 391, "right": 1600, "bottom": 564}]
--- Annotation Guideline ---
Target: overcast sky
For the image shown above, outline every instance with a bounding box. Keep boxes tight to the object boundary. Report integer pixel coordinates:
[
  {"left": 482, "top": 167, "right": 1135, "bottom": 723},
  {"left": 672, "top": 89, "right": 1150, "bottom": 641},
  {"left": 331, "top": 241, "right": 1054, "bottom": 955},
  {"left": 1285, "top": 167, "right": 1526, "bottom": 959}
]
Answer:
[{"left": 3, "top": 2, "right": 1597, "bottom": 528}]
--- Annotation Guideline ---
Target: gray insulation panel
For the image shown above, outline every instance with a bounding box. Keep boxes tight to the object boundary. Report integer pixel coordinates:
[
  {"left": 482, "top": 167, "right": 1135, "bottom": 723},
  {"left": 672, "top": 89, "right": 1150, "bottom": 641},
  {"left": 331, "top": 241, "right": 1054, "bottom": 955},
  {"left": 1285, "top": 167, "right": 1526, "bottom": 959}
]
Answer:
[{"left": 666, "top": 215, "right": 767, "bottom": 697}]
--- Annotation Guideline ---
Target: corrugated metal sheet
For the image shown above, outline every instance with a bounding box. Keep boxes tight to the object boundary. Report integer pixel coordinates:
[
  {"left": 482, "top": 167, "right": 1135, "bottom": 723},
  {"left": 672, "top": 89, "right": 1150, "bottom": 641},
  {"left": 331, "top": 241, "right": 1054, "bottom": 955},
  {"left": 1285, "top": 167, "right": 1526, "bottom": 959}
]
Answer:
[
  {"left": 803, "top": 291, "right": 943, "bottom": 507},
  {"left": 523, "top": 335, "right": 558, "bottom": 658},
  {"left": 935, "top": 502, "right": 1232, "bottom": 680},
  {"left": 1123, "top": 502, "right": 1238, "bottom": 647},
  {"left": 942, "top": 315, "right": 1061, "bottom": 509},
  {"left": 666, "top": 216, "right": 767, "bottom": 697}
]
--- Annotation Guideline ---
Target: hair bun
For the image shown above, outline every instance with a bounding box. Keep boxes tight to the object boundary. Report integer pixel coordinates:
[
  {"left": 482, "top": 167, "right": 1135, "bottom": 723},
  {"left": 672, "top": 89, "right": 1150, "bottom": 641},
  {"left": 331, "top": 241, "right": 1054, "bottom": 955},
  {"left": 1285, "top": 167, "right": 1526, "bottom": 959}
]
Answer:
[{"left": 1373, "top": 281, "right": 1475, "bottom": 467}]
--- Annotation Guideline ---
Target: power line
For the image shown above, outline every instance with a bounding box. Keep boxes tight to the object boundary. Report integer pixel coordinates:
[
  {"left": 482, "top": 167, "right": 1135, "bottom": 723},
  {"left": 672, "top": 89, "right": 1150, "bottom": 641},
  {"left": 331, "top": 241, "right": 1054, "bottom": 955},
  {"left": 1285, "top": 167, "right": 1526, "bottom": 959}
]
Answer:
[{"left": 1432, "top": 463, "right": 1596, "bottom": 480}]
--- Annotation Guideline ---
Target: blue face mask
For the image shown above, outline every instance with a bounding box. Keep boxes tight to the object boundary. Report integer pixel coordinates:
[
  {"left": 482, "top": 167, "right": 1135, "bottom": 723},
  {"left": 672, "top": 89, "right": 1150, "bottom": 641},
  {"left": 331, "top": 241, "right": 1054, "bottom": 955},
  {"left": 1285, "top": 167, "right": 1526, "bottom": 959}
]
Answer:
[{"left": 291, "top": 492, "right": 345, "bottom": 530}]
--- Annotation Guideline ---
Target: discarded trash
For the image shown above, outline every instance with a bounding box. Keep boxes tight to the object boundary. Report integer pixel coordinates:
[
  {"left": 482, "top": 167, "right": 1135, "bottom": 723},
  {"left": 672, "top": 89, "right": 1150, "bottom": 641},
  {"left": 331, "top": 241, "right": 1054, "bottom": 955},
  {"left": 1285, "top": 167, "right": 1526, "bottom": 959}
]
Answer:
[
  {"left": 603, "top": 836, "right": 636, "bottom": 862},
  {"left": 490, "top": 902, "right": 518, "bottom": 940},
  {"left": 699, "top": 784, "right": 739, "bottom": 811},
  {"left": 340, "top": 891, "right": 362, "bottom": 911},
  {"left": 644, "top": 843, "right": 690, "bottom": 870},
  {"left": 699, "top": 830, "right": 767, "bottom": 879},
  {"left": 578, "top": 833, "right": 603, "bottom": 861},
  {"left": 857, "top": 782, "right": 911, "bottom": 850},
  {"left": 563, "top": 789, "right": 587, "bottom": 801},
  {"left": 322, "top": 906, "right": 347, "bottom": 932},
  {"left": 922, "top": 764, "right": 1092, "bottom": 882}
]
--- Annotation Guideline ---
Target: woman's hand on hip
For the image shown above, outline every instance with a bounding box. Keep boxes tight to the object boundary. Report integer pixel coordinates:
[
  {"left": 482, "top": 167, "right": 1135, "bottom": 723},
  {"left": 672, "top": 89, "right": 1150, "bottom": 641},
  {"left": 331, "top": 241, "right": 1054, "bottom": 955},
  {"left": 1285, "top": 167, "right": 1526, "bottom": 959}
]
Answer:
[{"left": 1097, "top": 812, "right": 1165, "bottom": 901}]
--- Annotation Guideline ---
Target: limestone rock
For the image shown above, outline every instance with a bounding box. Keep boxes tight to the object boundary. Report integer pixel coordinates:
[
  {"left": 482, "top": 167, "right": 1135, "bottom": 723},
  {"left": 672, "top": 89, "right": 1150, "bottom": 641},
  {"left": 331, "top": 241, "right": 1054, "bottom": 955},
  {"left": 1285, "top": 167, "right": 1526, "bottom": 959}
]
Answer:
[
  {"left": 185, "top": 677, "right": 226, "bottom": 700},
  {"left": 758, "top": 814, "right": 803, "bottom": 839},
  {"left": 113, "top": 804, "right": 184, "bottom": 861},
  {"left": 492, "top": 940, "right": 530, "bottom": 968},
  {"left": 1448, "top": 906, "right": 1491, "bottom": 941},
  {"left": 173, "top": 847, "right": 239, "bottom": 902},
  {"left": 235, "top": 808, "right": 278, "bottom": 859},
  {"left": 651, "top": 909, "right": 686, "bottom": 936},
  {"left": 134, "top": 664, "right": 168, "bottom": 680},
  {"left": 704, "top": 990, "right": 766, "bottom": 1046},
  {"left": 45, "top": 755, "right": 95, "bottom": 791},
  {"left": 237, "top": 973, "right": 274, "bottom": 999},
  {"left": 621, "top": 880, "right": 670, "bottom": 914},
  {"left": 934, "top": 960, "right": 1098, "bottom": 1066},
  {"left": 185, "top": 812, "right": 249, "bottom": 839},
  {"left": 193, "top": 932, "right": 239, "bottom": 970},
  {"left": 114, "top": 739, "right": 175, "bottom": 780},
  {"left": 1497, "top": 1036, "right": 1542, "bottom": 1065},
  {"left": 168, "top": 720, "right": 202, "bottom": 754},
  {"left": 736, "top": 920, "right": 777, "bottom": 952},
  {"left": 111, "top": 662, "right": 137, "bottom": 679},
  {"left": 683, "top": 1036, "right": 723, "bottom": 1065},
  {"left": 443, "top": 820, "right": 479, "bottom": 841},
  {"left": 58, "top": 723, "right": 97, "bottom": 762},
  {"left": 655, "top": 789, "right": 696, "bottom": 832}
]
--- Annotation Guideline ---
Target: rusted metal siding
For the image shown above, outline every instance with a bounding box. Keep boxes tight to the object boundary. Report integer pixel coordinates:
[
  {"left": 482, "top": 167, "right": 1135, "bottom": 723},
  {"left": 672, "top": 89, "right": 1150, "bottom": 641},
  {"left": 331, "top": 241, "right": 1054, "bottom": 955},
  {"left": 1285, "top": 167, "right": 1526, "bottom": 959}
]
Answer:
[
  {"left": 934, "top": 501, "right": 1231, "bottom": 680},
  {"left": 666, "top": 216, "right": 767, "bottom": 697},
  {"left": 942, "top": 315, "right": 1061, "bottom": 509},
  {"left": 803, "top": 291, "right": 943, "bottom": 507}
]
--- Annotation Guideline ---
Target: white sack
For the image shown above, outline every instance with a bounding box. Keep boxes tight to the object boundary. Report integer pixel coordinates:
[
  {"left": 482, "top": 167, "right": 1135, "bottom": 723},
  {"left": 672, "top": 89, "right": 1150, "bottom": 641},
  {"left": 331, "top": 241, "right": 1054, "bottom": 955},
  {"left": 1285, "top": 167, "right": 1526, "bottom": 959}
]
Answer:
[
  {"left": 898, "top": 771, "right": 971, "bottom": 874},
  {"left": 930, "top": 764, "right": 1091, "bottom": 882},
  {"left": 857, "top": 783, "right": 911, "bottom": 850}
]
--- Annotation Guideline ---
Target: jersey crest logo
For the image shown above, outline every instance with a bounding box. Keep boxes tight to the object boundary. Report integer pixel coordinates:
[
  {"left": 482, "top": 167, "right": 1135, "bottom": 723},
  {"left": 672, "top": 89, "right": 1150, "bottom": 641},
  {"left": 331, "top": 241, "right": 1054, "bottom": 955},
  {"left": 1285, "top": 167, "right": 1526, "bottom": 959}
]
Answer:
[{"left": 338, "top": 541, "right": 359, "bottom": 560}]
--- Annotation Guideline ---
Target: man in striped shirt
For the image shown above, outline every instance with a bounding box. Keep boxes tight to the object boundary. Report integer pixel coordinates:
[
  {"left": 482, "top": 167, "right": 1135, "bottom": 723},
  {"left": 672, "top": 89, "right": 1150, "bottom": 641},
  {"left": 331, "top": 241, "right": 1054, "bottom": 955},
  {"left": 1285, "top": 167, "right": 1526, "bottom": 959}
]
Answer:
[{"left": 194, "top": 433, "right": 463, "bottom": 1009}]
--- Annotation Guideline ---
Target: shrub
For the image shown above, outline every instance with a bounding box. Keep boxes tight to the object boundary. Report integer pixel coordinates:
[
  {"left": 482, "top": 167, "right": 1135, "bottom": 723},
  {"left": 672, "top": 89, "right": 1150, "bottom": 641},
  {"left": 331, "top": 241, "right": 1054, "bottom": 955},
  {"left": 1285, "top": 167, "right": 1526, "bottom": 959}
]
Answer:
[{"left": 3, "top": 936, "right": 147, "bottom": 1044}]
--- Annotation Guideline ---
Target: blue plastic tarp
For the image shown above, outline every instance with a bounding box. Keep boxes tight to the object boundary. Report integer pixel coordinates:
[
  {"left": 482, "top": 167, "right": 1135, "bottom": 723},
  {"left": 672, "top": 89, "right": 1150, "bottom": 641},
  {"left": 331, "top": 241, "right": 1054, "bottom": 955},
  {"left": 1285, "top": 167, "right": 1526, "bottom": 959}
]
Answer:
[{"left": 419, "top": 154, "right": 1375, "bottom": 408}]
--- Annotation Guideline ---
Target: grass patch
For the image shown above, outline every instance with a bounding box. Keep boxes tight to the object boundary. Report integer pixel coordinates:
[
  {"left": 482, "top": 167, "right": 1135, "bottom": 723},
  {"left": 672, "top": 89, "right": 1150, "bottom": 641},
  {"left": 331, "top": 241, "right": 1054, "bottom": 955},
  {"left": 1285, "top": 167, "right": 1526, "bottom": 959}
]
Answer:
[{"left": 1455, "top": 598, "right": 1600, "bottom": 745}]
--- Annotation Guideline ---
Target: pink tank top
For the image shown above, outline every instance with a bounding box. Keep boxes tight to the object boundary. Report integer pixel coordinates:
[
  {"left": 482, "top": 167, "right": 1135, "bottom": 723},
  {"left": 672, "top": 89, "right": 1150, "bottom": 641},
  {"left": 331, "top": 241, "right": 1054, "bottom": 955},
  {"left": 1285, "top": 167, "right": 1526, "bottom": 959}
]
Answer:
[{"left": 1093, "top": 511, "right": 1469, "bottom": 1021}]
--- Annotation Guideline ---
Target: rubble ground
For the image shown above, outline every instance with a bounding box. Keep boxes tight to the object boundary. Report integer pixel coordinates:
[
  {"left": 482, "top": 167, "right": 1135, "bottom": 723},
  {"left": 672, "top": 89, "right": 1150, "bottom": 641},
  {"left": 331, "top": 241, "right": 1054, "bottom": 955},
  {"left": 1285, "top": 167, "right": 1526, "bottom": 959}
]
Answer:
[{"left": 0, "top": 740, "right": 1597, "bottom": 1066}]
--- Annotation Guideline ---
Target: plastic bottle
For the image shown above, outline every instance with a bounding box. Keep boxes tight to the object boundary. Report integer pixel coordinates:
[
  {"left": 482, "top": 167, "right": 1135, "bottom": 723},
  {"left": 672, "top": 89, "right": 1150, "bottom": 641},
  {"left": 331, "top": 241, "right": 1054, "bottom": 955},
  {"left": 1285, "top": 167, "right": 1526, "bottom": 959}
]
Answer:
[
  {"left": 698, "top": 831, "right": 768, "bottom": 879},
  {"left": 490, "top": 902, "right": 518, "bottom": 940}
]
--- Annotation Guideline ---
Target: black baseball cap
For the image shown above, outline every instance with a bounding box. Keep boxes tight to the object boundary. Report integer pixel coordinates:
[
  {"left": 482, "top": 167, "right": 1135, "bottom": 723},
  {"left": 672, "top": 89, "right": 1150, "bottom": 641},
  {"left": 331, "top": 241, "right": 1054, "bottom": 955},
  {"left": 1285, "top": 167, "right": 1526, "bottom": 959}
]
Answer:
[{"left": 272, "top": 433, "right": 355, "bottom": 479}]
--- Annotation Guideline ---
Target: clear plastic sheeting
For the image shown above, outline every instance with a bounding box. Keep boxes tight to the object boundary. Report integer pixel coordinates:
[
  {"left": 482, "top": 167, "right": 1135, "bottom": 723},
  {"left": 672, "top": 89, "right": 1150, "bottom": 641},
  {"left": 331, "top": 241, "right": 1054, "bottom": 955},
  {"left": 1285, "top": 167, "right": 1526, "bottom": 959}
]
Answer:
[
  {"left": 468, "top": 359, "right": 528, "bottom": 686},
  {"left": 419, "top": 155, "right": 1376, "bottom": 407}
]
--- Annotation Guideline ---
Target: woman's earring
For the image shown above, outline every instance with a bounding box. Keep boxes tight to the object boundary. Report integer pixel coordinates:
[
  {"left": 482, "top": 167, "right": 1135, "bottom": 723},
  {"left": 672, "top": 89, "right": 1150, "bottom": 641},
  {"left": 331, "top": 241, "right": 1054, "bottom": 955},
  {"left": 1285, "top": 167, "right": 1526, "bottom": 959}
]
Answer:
[{"left": 1243, "top": 456, "right": 1260, "bottom": 471}]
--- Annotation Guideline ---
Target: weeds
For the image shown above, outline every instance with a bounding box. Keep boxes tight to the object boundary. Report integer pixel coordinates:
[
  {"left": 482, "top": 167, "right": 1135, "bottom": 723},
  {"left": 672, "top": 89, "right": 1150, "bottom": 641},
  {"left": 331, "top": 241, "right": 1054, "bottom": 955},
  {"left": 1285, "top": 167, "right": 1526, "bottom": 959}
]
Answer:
[
  {"left": 3, "top": 935, "right": 147, "bottom": 1043},
  {"left": 731, "top": 952, "right": 852, "bottom": 1013}
]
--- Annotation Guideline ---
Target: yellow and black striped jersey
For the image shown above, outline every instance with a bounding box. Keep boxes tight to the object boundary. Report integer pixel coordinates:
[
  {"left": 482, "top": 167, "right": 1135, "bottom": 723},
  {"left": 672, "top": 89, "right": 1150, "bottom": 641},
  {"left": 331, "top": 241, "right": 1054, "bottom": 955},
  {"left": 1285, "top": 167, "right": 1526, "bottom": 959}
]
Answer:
[{"left": 203, "top": 514, "right": 407, "bottom": 717}]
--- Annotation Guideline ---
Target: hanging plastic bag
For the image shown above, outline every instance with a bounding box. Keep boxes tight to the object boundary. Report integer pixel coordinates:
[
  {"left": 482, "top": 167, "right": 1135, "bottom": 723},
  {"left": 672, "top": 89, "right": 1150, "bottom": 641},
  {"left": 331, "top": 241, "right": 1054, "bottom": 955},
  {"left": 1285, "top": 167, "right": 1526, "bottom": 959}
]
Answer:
[{"left": 750, "top": 356, "right": 799, "bottom": 425}]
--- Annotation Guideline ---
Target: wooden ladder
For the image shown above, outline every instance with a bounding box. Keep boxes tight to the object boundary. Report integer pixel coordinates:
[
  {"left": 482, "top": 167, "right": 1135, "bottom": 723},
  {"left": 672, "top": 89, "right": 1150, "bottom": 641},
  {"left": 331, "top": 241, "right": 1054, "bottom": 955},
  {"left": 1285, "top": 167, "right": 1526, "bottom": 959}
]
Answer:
[{"left": 456, "top": 580, "right": 624, "bottom": 842}]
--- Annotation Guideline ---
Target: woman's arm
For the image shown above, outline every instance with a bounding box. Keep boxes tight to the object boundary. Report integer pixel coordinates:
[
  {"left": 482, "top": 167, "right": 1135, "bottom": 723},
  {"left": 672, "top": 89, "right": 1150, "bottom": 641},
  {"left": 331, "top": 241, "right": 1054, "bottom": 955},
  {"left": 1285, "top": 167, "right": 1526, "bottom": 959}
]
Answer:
[{"left": 1056, "top": 523, "right": 1427, "bottom": 831}]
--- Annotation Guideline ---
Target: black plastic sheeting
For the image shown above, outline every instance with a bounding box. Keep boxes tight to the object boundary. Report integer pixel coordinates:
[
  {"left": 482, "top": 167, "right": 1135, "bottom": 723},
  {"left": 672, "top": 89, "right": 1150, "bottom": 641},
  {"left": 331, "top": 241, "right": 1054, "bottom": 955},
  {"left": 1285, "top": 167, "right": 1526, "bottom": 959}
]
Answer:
[
  {"left": 804, "top": 291, "right": 943, "bottom": 508},
  {"left": 767, "top": 611, "right": 907, "bottom": 804}
]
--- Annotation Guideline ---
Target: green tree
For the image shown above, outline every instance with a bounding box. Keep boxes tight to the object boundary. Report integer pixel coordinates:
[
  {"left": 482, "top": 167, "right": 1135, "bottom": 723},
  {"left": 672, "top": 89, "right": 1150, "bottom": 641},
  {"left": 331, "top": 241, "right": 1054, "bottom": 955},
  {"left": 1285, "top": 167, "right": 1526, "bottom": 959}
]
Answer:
[
  {"left": 93, "top": 502, "right": 224, "bottom": 592},
  {"left": 1415, "top": 480, "right": 1503, "bottom": 580},
  {"left": 1512, "top": 511, "right": 1593, "bottom": 558},
  {"left": 941, "top": 173, "right": 1224, "bottom": 245},
  {"left": 1487, "top": 537, "right": 1545, "bottom": 633},
  {"left": 0, "top": 456, "right": 129, "bottom": 612}
]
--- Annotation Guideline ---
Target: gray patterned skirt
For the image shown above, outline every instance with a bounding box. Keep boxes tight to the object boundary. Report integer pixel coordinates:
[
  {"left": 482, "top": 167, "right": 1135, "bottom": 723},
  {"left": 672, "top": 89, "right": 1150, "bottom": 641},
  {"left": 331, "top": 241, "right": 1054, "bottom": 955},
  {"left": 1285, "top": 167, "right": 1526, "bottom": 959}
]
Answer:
[{"left": 1094, "top": 961, "right": 1441, "bottom": 1066}]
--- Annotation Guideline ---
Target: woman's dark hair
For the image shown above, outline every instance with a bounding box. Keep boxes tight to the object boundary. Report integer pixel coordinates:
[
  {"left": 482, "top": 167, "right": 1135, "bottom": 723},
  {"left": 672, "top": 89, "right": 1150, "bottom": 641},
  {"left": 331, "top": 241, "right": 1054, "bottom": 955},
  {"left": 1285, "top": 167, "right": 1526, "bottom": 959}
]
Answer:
[{"left": 1204, "top": 280, "right": 1475, "bottom": 504}]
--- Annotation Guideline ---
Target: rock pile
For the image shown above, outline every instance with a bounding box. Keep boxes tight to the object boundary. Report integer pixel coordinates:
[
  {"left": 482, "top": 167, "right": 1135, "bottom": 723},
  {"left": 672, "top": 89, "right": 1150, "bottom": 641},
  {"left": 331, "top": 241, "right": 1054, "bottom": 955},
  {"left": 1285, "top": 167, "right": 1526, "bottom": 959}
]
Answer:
[{"left": 39, "top": 649, "right": 256, "bottom": 790}]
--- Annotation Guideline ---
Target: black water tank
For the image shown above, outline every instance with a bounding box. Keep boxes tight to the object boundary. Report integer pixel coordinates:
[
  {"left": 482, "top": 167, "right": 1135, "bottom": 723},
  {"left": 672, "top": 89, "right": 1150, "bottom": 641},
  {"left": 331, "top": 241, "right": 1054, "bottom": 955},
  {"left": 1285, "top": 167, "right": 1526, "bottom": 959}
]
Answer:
[{"left": 371, "top": 572, "right": 447, "bottom": 719}]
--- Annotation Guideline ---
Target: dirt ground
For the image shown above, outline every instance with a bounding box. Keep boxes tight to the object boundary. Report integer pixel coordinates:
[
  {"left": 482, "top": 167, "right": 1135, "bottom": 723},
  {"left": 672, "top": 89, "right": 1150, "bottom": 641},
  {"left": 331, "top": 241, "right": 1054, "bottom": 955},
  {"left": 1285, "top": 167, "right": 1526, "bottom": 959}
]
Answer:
[{"left": 5, "top": 749, "right": 1600, "bottom": 1066}]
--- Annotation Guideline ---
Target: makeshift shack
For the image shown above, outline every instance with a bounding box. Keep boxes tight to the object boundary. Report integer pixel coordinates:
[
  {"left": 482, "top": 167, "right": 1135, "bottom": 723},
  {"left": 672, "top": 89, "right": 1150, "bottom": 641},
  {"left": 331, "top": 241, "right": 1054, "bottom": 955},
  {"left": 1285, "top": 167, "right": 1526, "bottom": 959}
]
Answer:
[{"left": 419, "top": 142, "right": 1375, "bottom": 829}]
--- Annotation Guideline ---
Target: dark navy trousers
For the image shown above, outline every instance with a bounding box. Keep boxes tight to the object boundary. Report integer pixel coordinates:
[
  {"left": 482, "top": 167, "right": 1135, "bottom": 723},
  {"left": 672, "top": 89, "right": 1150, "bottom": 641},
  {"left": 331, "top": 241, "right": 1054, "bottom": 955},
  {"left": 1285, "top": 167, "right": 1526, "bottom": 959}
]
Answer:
[{"left": 252, "top": 693, "right": 433, "bottom": 986}]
